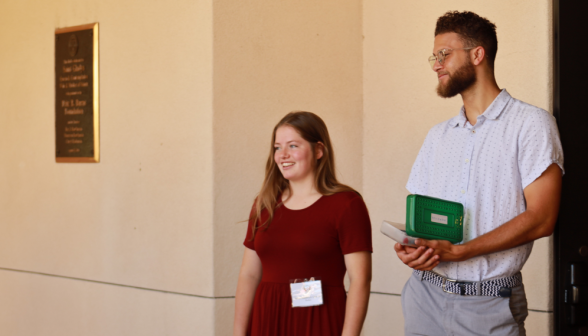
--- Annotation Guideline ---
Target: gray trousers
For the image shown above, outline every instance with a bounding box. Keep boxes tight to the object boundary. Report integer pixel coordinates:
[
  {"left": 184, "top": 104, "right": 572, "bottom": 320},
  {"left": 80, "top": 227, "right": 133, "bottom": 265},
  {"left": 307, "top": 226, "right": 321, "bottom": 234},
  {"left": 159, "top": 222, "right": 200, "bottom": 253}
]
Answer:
[{"left": 401, "top": 272, "right": 528, "bottom": 336}]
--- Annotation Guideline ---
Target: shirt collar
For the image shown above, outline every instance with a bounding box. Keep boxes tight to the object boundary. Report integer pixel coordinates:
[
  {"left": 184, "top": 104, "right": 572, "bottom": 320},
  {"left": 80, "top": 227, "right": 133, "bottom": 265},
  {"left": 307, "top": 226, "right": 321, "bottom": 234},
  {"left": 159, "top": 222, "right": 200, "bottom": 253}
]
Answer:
[
  {"left": 449, "top": 89, "right": 512, "bottom": 127},
  {"left": 449, "top": 108, "right": 468, "bottom": 128}
]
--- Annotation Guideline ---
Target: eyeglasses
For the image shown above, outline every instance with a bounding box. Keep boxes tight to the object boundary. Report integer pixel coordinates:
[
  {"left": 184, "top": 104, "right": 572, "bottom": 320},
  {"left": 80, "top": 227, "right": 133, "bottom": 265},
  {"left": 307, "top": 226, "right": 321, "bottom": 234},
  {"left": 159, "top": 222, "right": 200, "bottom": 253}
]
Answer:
[{"left": 428, "top": 48, "right": 475, "bottom": 69}]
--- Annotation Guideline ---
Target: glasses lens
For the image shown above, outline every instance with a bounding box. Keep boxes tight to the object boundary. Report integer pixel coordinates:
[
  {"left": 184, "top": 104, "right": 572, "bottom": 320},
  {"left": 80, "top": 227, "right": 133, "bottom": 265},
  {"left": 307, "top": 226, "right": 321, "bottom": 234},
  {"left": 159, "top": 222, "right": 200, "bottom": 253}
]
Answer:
[
  {"left": 428, "top": 55, "right": 437, "bottom": 69},
  {"left": 438, "top": 50, "right": 446, "bottom": 65}
]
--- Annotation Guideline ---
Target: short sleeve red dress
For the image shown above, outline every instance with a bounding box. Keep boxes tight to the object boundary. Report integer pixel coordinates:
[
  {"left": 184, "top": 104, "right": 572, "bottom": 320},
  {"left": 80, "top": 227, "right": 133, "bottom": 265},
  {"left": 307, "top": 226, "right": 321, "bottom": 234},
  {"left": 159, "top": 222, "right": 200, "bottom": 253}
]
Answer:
[{"left": 243, "top": 191, "right": 372, "bottom": 336}]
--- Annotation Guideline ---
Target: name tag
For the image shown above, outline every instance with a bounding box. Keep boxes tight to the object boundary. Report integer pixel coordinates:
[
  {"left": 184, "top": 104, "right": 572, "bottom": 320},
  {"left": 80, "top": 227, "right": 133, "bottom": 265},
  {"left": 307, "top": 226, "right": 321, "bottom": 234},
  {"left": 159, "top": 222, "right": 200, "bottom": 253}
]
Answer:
[{"left": 290, "top": 278, "right": 323, "bottom": 308}]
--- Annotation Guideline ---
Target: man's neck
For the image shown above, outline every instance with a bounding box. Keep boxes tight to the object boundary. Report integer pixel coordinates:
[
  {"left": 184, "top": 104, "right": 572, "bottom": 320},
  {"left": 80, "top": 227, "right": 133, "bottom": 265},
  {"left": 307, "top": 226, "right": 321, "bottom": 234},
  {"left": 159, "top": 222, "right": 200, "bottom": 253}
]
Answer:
[{"left": 460, "top": 78, "right": 501, "bottom": 126}]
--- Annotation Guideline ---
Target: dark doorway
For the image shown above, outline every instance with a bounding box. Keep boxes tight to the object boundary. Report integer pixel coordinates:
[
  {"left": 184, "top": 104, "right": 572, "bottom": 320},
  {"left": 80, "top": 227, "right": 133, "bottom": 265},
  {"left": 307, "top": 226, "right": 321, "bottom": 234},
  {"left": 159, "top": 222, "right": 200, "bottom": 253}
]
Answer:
[{"left": 553, "top": 1, "right": 588, "bottom": 335}]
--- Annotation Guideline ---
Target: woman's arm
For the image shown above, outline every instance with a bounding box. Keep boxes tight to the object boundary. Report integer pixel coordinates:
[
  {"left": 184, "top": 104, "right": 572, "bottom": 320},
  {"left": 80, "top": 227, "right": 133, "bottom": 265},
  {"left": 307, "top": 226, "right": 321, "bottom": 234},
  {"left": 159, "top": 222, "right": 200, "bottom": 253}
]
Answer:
[
  {"left": 233, "top": 247, "right": 263, "bottom": 336},
  {"left": 341, "top": 251, "right": 372, "bottom": 336}
]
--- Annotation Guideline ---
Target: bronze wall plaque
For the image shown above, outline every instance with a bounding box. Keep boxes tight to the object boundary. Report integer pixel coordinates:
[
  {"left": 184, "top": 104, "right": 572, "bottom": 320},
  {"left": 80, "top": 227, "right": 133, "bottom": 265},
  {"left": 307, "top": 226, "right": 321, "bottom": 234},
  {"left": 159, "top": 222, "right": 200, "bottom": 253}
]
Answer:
[{"left": 55, "top": 23, "right": 99, "bottom": 163}]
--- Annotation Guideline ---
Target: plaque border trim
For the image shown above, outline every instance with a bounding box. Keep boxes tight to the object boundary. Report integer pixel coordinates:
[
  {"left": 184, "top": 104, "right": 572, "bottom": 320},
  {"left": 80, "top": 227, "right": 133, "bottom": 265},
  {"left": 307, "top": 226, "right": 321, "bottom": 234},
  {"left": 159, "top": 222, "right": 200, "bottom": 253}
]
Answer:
[{"left": 55, "top": 22, "right": 100, "bottom": 163}]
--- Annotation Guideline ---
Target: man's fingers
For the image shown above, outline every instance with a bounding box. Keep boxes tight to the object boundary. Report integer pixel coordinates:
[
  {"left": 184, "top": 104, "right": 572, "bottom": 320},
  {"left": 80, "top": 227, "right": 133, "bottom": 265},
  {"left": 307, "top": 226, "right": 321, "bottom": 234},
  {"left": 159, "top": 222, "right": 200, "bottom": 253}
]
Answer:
[
  {"left": 396, "top": 243, "right": 441, "bottom": 270},
  {"left": 415, "top": 238, "right": 428, "bottom": 247},
  {"left": 395, "top": 243, "right": 418, "bottom": 254},
  {"left": 404, "top": 246, "right": 418, "bottom": 254},
  {"left": 416, "top": 239, "right": 446, "bottom": 250},
  {"left": 397, "top": 246, "right": 426, "bottom": 264},
  {"left": 407, "top": 248, "right": 435, "bottom": 268},
  {"left": 419, "top": 260, "right": 440, "bottom": 271},
  {"left": 414, "top": 253, "right": 439, "bottom": 270}
]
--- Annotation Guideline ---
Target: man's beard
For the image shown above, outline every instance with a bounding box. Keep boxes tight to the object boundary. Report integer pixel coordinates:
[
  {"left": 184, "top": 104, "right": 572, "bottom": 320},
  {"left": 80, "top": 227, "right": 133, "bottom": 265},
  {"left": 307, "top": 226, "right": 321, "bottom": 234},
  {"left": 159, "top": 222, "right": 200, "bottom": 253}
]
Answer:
[{"left": 436, "top": 59, "right": 476, "bottom": 98}]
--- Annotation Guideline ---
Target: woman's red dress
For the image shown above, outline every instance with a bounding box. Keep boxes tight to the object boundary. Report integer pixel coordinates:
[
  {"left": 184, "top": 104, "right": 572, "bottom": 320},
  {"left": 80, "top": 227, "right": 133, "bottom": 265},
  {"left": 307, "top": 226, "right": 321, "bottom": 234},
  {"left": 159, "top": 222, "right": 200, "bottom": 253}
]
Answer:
[{"left": 243, "top": 192, "right": 372, "bottom": 336}]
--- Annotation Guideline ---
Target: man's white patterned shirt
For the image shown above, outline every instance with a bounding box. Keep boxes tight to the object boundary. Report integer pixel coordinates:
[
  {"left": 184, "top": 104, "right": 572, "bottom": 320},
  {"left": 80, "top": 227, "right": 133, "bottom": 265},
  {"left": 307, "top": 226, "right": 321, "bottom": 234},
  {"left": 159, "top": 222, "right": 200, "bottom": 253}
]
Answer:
[{"left": 406, "top": 89, "right": 564, "bottom": 281}]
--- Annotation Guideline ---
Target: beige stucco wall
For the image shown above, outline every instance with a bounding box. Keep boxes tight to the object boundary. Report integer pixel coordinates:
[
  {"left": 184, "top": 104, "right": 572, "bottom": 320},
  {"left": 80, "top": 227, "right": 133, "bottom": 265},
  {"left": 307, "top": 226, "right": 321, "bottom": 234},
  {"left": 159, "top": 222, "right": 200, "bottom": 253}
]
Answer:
[
  {"left": 0, "top": 0, "right": 364, "bottom": 334},
  {"left": 0, "top": 0, "right": 216, "bottom": 334},
  {"left": 363, "top": 0, "right": 553, "bottom": 334},
  {"left": 0, "top": 0, "right": 555, "bottom": 334},
  {"left": 0, "top": 270, "right": 216, "bottom": 336}
]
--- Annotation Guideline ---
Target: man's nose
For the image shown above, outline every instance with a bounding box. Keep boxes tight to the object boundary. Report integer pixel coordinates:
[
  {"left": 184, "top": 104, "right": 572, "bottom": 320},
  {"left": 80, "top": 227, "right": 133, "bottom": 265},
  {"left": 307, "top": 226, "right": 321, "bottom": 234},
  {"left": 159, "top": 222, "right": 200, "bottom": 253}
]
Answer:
[{"left": 433, "top": 59, "right": 443, "bottom": 72}]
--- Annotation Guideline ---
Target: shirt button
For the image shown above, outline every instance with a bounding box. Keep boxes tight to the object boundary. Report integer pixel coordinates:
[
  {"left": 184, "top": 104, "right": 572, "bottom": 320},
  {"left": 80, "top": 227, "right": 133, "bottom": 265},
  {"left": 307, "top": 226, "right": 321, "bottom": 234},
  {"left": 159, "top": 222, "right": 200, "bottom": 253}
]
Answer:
[
  {"left": 461, "top": 190, "right": 465, "bottom": 194},
  {"left": 465, "top": 159, "right": 470, "bottom": 163},
  {"left": 472, "top": 130, "right": 476, "bottom": 134}
]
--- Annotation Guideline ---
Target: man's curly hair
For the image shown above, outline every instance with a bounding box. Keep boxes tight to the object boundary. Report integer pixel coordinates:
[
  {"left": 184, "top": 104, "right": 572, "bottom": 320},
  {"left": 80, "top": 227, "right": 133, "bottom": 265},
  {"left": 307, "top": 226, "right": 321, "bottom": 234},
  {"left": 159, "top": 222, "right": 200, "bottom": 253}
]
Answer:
[{"left": 435, "top": 11, "right": 498, "bottom": 68}]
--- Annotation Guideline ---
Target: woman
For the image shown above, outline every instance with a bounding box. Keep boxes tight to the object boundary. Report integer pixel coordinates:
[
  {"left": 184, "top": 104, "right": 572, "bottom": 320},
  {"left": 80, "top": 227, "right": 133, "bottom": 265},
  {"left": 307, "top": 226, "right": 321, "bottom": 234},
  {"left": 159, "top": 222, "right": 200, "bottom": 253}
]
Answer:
[{"left": 233, "top": 111, "right": 372, "bottom": 336}]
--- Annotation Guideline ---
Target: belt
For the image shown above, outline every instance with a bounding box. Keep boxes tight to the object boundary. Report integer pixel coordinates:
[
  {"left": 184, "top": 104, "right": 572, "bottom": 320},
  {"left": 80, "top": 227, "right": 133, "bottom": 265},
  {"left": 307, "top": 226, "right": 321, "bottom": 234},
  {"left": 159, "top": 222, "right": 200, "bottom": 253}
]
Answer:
[{"left": 414, "top": 270, "right": 522, "bottom": 297}]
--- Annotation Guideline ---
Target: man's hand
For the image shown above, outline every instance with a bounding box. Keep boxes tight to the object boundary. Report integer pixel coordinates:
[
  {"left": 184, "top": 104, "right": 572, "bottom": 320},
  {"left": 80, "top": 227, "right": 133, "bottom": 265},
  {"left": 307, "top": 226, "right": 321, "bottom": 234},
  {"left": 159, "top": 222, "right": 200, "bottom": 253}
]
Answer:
[
  {"left": 394, "top": 243, "right": 439, "bottom": 271},
  {"left": 394, "top": 238, "right": 471, "bottom": 270},
  {"left": 413, "top": 238, "right": 469, "bottom": 262}
]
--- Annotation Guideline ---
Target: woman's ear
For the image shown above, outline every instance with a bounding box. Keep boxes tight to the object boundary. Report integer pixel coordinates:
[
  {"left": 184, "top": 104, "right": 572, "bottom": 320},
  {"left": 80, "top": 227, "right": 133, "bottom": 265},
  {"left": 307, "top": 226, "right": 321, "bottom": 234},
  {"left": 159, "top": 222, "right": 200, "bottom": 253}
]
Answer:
[{"left": 315, "top": 142, "right": 324, "bottom": 160}]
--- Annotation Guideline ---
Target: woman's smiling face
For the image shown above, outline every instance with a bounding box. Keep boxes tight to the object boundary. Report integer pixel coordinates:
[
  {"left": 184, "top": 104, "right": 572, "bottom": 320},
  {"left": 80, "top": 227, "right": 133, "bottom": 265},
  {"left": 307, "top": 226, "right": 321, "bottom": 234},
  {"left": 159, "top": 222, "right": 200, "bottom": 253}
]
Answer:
[{"left": 274, "top": 125, "right": 321, "bottom": 183}]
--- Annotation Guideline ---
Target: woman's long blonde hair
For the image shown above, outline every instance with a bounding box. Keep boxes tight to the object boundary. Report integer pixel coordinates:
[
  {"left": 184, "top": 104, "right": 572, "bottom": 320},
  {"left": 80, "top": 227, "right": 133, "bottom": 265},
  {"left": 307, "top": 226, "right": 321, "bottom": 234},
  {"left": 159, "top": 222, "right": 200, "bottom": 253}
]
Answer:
[{"left": 250, "top": 111, "right": 357, "bottom": 239}]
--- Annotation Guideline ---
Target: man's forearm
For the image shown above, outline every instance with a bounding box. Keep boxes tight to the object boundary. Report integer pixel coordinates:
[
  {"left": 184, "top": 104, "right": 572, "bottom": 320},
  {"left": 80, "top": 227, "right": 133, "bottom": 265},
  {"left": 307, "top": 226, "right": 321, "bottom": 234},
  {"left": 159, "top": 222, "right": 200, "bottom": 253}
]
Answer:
[
  {"left": 456, "top": 164, "right": 562, "bottom": 261},
  {"left": 414, "top": 163, "right": 562, "bottom": 264},
  {"left": 457, "top": 208, "right": 555, "bottom": 261},
  {"left": 411, "top": 208, "right": 556, "bottom": 265}
]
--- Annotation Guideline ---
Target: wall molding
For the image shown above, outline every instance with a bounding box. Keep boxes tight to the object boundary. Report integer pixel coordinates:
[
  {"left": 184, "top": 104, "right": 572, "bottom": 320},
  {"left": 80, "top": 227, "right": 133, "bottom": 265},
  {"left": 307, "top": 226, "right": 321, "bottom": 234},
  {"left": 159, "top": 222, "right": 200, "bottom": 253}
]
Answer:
[{"left": 0, "top": 267, "right": 234, "bottom": 299}]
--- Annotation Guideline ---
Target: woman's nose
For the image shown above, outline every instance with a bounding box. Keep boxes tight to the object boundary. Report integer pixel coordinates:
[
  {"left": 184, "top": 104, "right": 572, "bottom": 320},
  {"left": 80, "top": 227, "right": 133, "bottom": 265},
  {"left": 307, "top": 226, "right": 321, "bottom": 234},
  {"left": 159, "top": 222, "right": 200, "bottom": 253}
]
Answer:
[{"left": 281, "top": 148, "right": 290, "bottom": 158}]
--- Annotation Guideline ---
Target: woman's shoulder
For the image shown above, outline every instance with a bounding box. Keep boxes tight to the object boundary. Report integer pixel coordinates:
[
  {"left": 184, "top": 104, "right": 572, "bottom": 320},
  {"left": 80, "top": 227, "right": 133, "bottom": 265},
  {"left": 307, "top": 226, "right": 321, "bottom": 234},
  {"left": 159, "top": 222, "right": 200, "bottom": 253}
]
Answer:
[{"left": 324, "top": 191, "right": 371, "bottom": 229}]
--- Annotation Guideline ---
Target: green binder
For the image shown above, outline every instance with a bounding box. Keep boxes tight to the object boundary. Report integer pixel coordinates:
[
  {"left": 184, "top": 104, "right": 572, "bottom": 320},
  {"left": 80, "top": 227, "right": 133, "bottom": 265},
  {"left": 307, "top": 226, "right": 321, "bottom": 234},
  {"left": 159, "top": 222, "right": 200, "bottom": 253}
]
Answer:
[{"left": 406, "top": 194, "right": 464, "bottom": 244}]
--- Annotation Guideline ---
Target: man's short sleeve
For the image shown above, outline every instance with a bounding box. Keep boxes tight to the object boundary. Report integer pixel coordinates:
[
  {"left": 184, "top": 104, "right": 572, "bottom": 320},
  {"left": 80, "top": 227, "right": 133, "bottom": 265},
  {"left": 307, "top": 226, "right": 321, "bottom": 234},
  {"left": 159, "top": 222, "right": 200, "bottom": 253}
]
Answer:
[
  {"left": 518, "top": 110, "right": 564, "bottom": 189},
  {"left": 406, "top": 128, "right": 436, "bottom": 195}
]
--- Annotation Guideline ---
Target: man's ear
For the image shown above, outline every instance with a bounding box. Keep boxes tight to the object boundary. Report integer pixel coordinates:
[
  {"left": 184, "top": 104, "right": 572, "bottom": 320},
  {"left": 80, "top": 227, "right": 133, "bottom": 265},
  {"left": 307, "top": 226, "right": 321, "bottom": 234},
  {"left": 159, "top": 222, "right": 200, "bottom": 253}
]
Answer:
[
  {"left": 315, "top": 142, "right": 324, "bottom": 160},
  {"left": 472, "top": 46, "right": 486, "bottom": 66}
]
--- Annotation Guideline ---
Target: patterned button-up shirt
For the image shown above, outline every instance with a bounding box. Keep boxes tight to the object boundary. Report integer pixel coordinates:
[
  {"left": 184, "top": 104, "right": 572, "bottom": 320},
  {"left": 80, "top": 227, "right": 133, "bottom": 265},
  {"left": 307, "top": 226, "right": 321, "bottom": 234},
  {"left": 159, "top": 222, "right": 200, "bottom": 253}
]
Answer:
[{"left": 406, "top": 89, "right": 564, "bottom": 281}]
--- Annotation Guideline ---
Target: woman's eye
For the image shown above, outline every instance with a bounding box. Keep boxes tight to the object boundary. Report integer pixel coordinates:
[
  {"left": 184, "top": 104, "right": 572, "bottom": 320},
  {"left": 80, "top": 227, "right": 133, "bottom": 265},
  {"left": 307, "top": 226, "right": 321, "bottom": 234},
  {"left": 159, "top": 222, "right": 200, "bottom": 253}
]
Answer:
[
  {"left": 290, "top": 145, "right": 297, "bottom": 148},
  {"left": 274, "top": 147, "right": 280, "bottom": 151}
]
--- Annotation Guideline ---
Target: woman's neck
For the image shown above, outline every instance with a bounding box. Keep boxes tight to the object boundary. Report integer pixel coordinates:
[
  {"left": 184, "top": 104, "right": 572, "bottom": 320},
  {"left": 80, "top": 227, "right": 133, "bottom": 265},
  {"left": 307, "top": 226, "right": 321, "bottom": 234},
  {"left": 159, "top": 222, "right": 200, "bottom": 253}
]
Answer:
[{"left": 282, "top": 177, "right": 322, "bottom": 210}]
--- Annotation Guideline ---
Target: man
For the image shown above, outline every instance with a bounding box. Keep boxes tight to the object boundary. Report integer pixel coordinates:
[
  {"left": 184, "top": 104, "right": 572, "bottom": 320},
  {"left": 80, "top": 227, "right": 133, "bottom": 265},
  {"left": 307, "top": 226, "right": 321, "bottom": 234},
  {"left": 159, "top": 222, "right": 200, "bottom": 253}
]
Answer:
[{"left": 395, "top": 11, "right": 563, "bottom": 336}]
